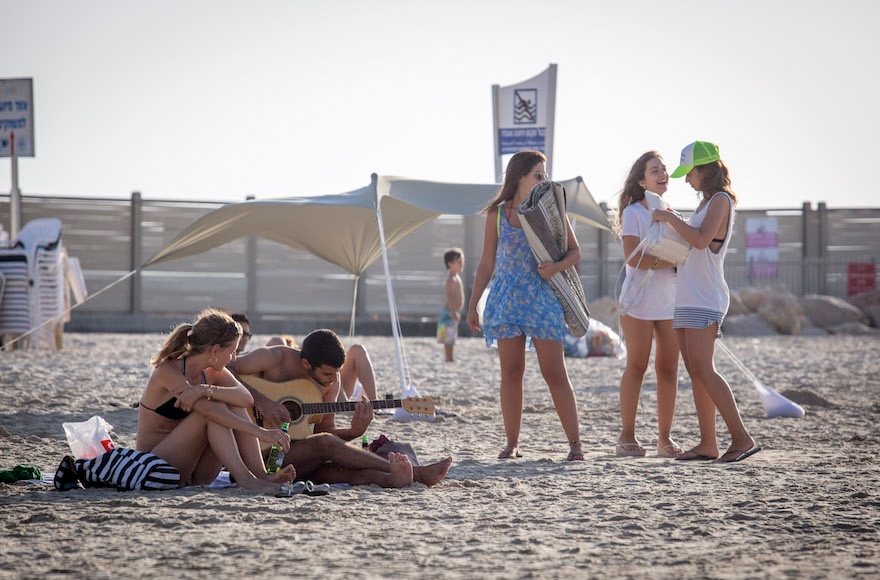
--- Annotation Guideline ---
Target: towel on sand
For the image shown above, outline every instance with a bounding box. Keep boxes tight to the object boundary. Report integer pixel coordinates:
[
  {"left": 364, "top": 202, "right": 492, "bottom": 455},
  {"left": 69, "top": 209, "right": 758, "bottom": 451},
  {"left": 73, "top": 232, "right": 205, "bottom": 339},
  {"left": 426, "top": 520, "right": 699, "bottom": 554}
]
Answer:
[{"left": 517, "top": 181, "right": 591, "bottom": 337}]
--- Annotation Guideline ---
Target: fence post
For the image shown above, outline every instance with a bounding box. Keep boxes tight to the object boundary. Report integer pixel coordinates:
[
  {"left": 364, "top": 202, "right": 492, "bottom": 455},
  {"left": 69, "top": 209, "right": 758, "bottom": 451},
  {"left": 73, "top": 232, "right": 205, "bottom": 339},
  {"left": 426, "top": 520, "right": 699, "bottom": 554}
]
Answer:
[
  {"left": 598, "top": 202, "right": 610, "bottom": 297},
  {"left": 130, "top": 191, "right": 142, "bottom": 314},
  {"left": 818, "top": 202, "right": 829, "bottom": 295},
  {"left": 245, "top": 195, "right": 257, "bottom": 316}
]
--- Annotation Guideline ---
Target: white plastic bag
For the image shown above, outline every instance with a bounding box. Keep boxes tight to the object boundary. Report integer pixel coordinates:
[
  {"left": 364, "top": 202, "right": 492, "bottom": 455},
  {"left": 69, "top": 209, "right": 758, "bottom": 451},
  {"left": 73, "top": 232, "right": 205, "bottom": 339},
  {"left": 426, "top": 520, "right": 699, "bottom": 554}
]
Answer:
[{"left": 62, "top": 415, "right": 116, "bottom": 459}]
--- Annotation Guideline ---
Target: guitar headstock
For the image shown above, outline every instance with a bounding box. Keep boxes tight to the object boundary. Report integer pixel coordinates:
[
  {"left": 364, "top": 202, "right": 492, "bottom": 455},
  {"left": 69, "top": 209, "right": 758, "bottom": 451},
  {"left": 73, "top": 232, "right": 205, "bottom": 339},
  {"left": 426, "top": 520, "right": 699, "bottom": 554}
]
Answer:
[{"left": 401, "top": 396, "right": 435, "bottom": 417}]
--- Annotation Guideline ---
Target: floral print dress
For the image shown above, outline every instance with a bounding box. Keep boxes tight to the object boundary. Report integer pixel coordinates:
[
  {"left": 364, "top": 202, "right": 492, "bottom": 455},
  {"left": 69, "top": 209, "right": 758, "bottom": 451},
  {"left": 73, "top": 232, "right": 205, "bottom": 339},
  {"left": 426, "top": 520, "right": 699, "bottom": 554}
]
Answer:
[{"left": 482, "top": 204, "right": 566, "bottom": 346}]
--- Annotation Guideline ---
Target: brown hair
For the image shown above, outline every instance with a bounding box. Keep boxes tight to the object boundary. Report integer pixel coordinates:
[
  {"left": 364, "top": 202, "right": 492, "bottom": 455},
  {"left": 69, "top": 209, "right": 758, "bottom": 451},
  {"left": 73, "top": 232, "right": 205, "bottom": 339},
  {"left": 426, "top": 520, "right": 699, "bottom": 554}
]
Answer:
[
  {"left": 694, "top": 160, "right": 738, "bottom": 206},
  {"left": 614, "top": 151, "right": 661, "bottom": 235},
  {"left": 151, "top": 308, "right": 241, "bottom": 367},
  {"left": 443, "top": 247, "right": 463, "bottom": 267},
  {"left": 483, "top": 150, "right": 547, "bottom": 213}
]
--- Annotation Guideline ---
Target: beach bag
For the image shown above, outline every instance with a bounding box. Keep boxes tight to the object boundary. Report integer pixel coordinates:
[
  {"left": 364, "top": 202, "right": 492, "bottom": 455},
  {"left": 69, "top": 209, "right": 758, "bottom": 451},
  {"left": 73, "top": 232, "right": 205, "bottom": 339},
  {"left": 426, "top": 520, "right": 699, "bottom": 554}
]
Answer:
[
  {"left": 71, "top": 447, "right": 179, "bottom": 491},
  {"left": 642, "top": 191, "right": 690, "bottom": 264},
  {"left": 62, "top": 415, "right": 116, "bottom": 459}
]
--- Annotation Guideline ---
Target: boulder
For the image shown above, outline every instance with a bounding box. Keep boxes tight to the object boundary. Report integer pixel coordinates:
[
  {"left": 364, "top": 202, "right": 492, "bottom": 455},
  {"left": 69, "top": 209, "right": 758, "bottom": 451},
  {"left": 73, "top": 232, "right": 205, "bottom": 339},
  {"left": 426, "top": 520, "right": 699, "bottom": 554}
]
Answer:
[
  {"left": 826, "top": 321, "right": 880, "bottom": 336},
  {"left": 727, "top": 290, "right": 750, "bottom": 316},
  {"left": 758, "top": 290, "right": 803, "bottom": 335},
  {"left": 721, "top": 313, "right": 780, "bottom": 336},
  {"left": 738, "top": 287, "right": 768, "bottom": 312},
  {"left": 799, "top": 294, "right": 865, "bottom": 328},
  {"left": 798, "top": 316, "right": 828, "bottom": 336},
  {"left": 860, "top": 304, "right": 880, "bottom": 327},
  {"left": 587, "top": 296, "right": 619, "bottom": 330},
  {"left": 847, "top": 289, "right": 880, "bottom": 308}
]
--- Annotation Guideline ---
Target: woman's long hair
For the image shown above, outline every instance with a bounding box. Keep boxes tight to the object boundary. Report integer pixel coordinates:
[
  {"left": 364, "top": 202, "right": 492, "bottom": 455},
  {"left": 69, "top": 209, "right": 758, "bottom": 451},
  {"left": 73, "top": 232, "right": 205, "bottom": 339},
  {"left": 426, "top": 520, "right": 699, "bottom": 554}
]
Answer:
[
  {"left": 151, "top": 308, "right": 241, "bottom": 367},
  {"left": 614, "top": 151, "right": 661, "bottom": 235},
  {"left": 483, "top": 150, "right": 547, "bottom": 213},
  {"left": 695, "top": 160, "right": 738, "bottom": 206}
]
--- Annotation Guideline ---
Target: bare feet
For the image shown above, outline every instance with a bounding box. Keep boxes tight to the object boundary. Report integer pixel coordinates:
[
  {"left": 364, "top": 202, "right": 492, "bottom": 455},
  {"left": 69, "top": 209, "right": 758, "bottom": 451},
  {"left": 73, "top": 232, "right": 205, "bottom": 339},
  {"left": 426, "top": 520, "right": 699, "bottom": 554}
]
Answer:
[
  {"left": 388, "top": 452, "right": 415, "bottom": 488},
  {"left": 413, "top": 456, "right": 453, "bottom": 487},
  {"left": 498, "top": 445, "right": 522, "bottom": 459},
  {"left": 265, "top": 465, "right": 296, "bottom": 484}
]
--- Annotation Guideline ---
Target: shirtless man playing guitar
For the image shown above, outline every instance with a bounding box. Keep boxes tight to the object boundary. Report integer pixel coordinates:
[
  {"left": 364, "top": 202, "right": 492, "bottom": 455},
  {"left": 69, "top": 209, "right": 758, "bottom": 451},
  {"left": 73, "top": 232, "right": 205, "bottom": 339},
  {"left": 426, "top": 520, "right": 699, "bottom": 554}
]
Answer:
[{"left": 229, "top": 328, "right": 452, "bottom": 488}]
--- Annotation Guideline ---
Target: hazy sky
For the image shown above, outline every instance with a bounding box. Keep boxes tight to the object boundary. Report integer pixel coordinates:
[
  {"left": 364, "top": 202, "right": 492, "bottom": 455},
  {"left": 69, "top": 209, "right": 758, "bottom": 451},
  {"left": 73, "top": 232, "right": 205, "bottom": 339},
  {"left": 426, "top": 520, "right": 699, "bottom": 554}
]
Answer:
[{"left": 2, "top": 0, "right": 878, "bottom": 211}]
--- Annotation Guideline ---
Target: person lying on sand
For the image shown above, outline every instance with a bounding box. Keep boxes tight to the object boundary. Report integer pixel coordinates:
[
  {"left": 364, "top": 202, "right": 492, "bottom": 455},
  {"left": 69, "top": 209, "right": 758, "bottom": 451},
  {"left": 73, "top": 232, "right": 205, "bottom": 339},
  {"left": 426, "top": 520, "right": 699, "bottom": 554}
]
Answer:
[
  {"left": 136, "top": 308, "right": 296, "bottom": 492},
  {"left": 229, "top": 328, "right": 452, "bottom": 488}
]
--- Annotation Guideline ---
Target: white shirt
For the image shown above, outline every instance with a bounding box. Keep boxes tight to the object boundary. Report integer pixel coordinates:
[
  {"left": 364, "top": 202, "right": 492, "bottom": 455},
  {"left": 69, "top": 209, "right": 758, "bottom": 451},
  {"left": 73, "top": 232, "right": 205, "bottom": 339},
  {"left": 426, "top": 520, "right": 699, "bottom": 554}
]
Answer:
[
  {"left": 620, "top": 202, "right": 676, "bottom": 320},
  {"left": 675, "top": 192, "right": 733, "bottom": 314}
]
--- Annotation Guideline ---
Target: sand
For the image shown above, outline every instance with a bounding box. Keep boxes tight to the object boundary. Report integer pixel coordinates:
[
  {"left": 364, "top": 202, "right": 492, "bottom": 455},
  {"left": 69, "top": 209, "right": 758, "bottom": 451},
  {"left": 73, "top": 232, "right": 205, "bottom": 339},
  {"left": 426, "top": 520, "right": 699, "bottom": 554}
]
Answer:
[{"left": 1, "top": 333, "right": 879, "bottom": 579}]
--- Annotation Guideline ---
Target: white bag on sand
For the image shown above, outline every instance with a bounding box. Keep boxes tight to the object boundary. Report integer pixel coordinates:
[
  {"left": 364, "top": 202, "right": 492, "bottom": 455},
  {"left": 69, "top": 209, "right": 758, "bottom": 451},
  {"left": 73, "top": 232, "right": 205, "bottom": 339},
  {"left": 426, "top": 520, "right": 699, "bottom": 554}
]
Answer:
[
  {"left": 392, "top": 383, "right": 436, "bottom": 423},
  {"left": 62, "top": 415, "right": 116, "bottom": 459}
]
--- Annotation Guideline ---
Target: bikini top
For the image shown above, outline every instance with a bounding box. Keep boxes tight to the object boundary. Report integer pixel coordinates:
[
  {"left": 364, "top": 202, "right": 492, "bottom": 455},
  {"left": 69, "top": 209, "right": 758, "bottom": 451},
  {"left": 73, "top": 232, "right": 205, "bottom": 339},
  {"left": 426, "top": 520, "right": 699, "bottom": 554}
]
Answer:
[{"left": 139, "top": 357, "right": 207, "bottom": 421}]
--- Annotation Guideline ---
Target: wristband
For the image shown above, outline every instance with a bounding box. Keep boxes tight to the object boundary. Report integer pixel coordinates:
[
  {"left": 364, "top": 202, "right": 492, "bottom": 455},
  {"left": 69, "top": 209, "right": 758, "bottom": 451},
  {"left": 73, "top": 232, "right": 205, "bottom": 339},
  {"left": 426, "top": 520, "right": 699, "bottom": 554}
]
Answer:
[{"left": 650, "top": 257, "right": 662, "bottom": 270}]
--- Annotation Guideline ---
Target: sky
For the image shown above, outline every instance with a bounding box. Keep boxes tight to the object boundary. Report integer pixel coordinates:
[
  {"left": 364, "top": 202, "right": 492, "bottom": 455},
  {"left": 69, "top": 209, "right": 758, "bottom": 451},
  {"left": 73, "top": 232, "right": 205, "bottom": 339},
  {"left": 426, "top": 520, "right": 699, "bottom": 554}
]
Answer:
[{"left": 2, "top": 0, "right": 879, "bottom": 212}]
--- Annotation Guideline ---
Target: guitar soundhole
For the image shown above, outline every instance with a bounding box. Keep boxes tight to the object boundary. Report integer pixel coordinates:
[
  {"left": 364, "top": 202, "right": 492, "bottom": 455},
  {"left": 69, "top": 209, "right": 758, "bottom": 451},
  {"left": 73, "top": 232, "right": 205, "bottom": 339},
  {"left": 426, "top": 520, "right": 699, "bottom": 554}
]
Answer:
[{"left": 282, "top": 401, "right": 303, "bottom": 422}]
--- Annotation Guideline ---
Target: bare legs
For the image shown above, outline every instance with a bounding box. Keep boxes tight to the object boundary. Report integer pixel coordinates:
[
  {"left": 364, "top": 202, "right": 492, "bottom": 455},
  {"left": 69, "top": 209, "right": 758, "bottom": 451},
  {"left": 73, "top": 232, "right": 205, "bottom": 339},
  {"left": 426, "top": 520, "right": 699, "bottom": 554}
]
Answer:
[
  {"left": 676, "top": 326, "right": 756, "bottom": 461},
  {"left": 340, "top": 344, "right": 378, "bottom": 400},
  {"left": 496, "top": 335, "right": 584, "bottom": 461},
  {"left": 618, "top": 316, "right": 680, "bottom": 455},
  {"left": 286, "top": 432, "right": 452, "bottom": 488},
  {"left": 149, "top": 409, "right": 295, "bottom": 491}
]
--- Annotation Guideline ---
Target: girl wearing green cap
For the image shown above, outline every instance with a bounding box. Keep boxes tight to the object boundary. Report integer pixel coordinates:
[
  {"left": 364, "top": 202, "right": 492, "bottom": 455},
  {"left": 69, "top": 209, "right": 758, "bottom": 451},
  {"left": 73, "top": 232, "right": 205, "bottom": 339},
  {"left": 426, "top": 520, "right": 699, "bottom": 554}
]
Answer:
[{"left": 652, "top": 142, "right": 760, "bottom": 463}]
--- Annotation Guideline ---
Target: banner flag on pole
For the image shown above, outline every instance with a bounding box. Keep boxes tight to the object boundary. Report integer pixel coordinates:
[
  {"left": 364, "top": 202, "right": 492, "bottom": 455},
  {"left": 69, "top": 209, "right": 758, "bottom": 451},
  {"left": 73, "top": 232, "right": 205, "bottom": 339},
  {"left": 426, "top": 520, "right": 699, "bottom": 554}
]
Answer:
[{"left": 492, "top": 64, "right": 557, "bottom": 180}]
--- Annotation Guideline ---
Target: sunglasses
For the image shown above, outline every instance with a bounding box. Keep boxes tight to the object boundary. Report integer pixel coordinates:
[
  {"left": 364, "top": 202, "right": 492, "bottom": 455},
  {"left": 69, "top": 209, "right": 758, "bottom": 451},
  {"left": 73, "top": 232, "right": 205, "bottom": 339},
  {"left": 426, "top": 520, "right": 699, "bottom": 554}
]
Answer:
[
  {"left": 241, "top": 332, "right": 253, "bottom": 340},
  {"left": 534, "top": 171, "right": 549, "bottom": 181}
]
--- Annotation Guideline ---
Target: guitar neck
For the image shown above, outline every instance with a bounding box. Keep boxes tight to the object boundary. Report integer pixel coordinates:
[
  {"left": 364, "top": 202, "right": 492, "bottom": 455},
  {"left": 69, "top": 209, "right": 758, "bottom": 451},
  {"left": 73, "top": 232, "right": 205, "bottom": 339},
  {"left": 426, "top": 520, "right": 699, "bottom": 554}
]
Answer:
[{"left": 301, "top": 398, "right": 403, "bottom": 416}]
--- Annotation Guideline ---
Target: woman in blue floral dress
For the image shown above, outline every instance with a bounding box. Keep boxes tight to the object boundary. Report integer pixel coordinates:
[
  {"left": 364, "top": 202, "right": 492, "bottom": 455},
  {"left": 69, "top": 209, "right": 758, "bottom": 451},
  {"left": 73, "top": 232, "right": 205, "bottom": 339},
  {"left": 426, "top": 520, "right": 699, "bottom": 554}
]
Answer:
[{"left": 466, "top": 150, "right": 585, "bottom": 461}]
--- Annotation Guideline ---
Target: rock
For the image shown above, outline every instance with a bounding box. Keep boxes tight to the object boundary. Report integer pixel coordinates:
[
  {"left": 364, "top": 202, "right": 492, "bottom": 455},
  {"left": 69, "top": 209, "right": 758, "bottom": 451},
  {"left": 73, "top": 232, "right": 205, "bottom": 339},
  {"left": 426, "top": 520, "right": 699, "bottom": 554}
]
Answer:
[
  {"left": 780, "top": 389, "right": 836, "bottom": 407},
  {"left": 826, "top": 321, "right": 880, "bottom": 335},
  {"left": 847, "top": 289, "right": 880, "bottom": 307},
  {"left": 588, "top": 296, "right": 619, "bottom": 330},
  {"left": 739, "top": 287, "right": 768, "bottom": 312},
  {"left": 799, "top": 294, "right": 865, "bottom": 328},
  {"left": 798, "top": 316, "right": 829, "bottom": 336},
  {"left": 721, "top": 313, "right": 780, "bottom": 336},
  {"left": 860, "top": 304, "right": 880, "bottom": 327},
  {"left": 727, "top": 290, "right": 750, "bottom": 316},
  {"left": 758, "top": 290, "right": 802, "bottom": 335}
]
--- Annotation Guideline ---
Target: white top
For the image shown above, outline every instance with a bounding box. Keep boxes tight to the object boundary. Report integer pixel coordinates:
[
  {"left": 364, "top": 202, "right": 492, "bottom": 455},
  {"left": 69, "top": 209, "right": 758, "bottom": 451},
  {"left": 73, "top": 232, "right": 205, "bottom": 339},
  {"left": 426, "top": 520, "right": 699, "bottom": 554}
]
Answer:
[
  {"left": 675, "top": 192, "right": 734, "bottom": 314},
  {"left": 620, "top": 202, "right": 676, "bottom": 320}
]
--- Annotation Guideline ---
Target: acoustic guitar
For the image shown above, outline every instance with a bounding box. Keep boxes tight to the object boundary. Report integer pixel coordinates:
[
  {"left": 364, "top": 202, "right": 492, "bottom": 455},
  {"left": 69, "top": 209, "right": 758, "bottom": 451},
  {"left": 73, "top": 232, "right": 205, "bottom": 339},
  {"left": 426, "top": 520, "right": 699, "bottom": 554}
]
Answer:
[{"left": 239, "top": 374, "right": 436, "bottom": 441}]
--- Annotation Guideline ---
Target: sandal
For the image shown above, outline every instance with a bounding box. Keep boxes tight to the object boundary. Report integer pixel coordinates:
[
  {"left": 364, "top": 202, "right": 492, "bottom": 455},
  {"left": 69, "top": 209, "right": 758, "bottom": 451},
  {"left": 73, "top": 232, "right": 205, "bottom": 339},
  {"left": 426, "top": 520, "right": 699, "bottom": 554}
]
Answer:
[
  {"left": 53, "top": 456, "right": 82, "bottom": 491},
  {"left": 566, "top": 441, "right": 585, "bottom": 462},
  {"left": 498, "top": 446, "right": 522, "bottom": 460}
]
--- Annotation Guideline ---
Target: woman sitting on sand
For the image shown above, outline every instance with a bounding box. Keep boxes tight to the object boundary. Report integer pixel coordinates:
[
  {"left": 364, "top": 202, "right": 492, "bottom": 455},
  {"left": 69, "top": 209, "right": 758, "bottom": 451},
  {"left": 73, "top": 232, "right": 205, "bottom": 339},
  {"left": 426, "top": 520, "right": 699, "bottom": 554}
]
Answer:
[{"left": 136, "top": 308, "right": 296, "bottom": 491}]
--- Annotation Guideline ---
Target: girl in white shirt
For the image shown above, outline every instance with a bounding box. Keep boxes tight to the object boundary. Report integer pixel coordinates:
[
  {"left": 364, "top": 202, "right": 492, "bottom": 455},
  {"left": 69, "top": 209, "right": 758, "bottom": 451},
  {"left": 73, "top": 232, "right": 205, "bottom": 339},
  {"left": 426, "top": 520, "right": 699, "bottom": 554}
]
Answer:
[{"left": 614, "top": 151, "right": 681, "bottom": 458}]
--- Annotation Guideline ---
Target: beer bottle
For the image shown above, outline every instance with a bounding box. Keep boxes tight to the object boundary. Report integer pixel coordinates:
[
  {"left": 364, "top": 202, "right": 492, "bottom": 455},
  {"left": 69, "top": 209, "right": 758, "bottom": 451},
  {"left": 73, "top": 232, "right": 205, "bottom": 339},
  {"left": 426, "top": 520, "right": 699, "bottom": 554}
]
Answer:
[{"left": 266, "top": 421, "right": 290, "bottom": 474}]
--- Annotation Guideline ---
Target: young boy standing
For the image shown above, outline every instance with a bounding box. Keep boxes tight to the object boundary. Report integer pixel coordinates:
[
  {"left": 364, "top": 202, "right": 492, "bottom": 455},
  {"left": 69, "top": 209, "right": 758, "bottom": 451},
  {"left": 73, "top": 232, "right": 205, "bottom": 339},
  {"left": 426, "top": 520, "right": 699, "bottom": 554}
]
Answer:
[{"left": 438, "top": 248, "right": 464, "bottom": 362}]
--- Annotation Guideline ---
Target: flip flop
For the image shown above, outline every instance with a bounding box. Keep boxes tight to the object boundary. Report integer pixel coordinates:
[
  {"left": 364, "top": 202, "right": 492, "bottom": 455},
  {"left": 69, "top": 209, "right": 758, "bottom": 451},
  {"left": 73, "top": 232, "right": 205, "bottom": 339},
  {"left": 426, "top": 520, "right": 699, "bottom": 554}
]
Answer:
[
  {"left": 657, "top": 443, "right": 683, "bottom": 458},
  {"left": 498, "top": 446, "right": 522, "bottom": 459},
  {"left": 716, "top": 445, "right": 762, "bottom": 463},
  {"left": 615, "top": 443, "right": 646, "bottom": 457},
  {"left": 304, "top": 481, "right": 330, "bottom": 496},
  {"left": 275, "top": 481, "right": 306, "bottom": 497},
  {"left": 675, "top": 449, "right": 717, "bottom": 461}
]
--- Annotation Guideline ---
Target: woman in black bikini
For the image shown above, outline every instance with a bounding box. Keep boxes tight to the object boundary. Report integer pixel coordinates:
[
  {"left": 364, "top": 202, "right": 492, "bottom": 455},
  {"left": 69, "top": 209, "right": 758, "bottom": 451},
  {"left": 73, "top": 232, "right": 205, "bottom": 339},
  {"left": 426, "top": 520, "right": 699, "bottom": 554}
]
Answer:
[{"left": 136, "top": 308, "right": 296, "bottom": 490}]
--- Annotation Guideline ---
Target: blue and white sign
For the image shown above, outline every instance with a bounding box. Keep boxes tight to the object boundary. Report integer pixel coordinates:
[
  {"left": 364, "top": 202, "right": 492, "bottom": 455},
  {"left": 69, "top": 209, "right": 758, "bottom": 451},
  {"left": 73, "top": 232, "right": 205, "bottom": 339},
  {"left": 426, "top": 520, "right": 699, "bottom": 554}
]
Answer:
[
  {"left": 0, "top": 78, "right": 35, "bottom": 157},
  {"left": 496, "top": 67, "right": 554, "bottom": 154}
]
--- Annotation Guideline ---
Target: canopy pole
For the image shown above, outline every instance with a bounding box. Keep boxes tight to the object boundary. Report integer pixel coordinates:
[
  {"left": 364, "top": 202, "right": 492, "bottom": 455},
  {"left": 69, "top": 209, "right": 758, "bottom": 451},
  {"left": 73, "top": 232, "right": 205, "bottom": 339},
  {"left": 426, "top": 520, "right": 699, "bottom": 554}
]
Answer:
[
  {"left": 349, "top": 274, "right": 359, "bottom": 337},
  {"left": 375, "top": 199, "right": 408, "bottom": 395}
]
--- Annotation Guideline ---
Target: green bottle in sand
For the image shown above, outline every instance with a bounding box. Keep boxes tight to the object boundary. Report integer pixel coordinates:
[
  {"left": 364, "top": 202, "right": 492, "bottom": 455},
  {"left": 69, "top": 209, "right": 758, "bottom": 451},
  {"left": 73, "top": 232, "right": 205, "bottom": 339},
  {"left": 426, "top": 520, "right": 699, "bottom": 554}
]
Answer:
[{"left": 266, "top": 421, "right": 290, "bottom": 474}]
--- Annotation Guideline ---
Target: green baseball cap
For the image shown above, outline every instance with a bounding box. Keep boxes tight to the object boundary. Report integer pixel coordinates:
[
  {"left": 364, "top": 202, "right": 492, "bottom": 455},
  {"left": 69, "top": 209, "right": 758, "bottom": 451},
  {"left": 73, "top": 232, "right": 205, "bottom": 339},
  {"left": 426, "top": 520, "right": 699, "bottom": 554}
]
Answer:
[{"left": 670, "top": 141, "right": 720, "bottom": 178}]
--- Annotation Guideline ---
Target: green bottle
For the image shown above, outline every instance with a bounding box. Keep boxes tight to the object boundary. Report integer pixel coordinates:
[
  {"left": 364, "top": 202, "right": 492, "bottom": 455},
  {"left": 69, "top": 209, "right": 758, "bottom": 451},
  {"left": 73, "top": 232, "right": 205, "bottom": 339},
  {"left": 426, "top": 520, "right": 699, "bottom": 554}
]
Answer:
[
  {"left": 361, "top": 435, "right": 369, "bottom": 449},
  {"left": 266, "top": 421, "right": 290, "bottom": 474}
]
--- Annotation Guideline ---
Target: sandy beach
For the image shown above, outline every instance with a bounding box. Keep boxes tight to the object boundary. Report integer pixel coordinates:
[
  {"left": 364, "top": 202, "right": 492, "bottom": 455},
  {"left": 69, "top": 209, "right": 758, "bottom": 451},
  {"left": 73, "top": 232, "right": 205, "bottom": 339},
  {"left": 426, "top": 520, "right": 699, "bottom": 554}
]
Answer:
[{"left": 1, "top": 332, "right": 879, "bottom": 579}]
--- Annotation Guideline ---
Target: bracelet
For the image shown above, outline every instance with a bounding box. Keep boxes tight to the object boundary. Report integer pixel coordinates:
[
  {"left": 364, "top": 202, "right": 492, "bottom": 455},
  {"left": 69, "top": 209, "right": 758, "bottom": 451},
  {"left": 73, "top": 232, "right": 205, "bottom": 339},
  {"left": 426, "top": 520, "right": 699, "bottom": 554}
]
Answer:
[
  {"left": 650, "top": 257, "right": 662, "bottom": 270},
  {"left": 205, "top": 386, "right": 214, "bottom": 401}
]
